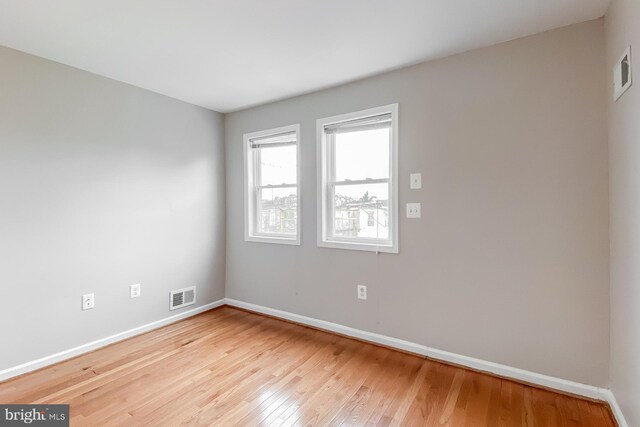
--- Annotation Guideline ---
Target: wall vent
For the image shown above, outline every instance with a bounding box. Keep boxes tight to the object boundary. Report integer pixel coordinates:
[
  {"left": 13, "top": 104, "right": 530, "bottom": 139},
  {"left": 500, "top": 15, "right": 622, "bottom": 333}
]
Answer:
[{"left": 169, "top": 286, "right": 196, "bottom": 310}]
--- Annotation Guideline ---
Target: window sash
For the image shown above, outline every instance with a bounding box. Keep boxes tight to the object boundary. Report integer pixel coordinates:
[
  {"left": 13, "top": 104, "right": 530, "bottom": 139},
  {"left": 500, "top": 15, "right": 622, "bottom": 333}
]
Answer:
[
  {"left": 252, "top": 150, "right": 297, "bottom": 236},
  {"left": 245, "top": 124, "right": 300, "bottom": 244},
  {"left": 256, "top": 183, "right": 297, "bottom": 189},
  {"left": 328, "top": 178, "right": 389, "bottom": 186},
  {"left": 317, "top": 104, "right": 398, "bottom": 253},
  {"left": 255, "top": 186, "right": 297, "bottom": 237},
  {"left": 324, "top": 123, "right": 393, "bottom": 245},
  {"left": 328, "top": 181, "right": 391, "bottom": 243}
]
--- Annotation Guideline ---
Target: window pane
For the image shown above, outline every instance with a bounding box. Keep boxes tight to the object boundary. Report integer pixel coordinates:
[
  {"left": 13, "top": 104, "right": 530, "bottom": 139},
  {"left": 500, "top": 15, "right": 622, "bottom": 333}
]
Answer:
[
  {"left": 259, "top": 145, "right": 296, "bottom": 186},
  {"left": 333, "top": 183, "right": 389, "bottom": 240},
  {"left": 258, "top": 187, "right": 297, "bottom": 235},
  {"left": 334, "top": 128, "right": 390, "bottom": 181}
]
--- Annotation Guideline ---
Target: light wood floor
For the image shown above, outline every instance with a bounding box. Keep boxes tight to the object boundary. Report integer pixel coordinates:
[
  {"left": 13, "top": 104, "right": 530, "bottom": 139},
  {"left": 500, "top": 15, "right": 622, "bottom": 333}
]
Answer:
[{"left": 0, "top": 307, "right": 616, "bottom": 426}]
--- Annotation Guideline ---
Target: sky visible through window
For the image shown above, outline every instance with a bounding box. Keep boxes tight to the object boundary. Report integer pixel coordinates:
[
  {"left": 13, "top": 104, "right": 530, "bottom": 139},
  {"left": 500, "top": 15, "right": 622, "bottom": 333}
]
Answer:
[
  {"left": 335, "top": 128, "right": 390, "bottom": 181},
  {"left": 259, "top": 145, "right": 296, "bottom": 185}
]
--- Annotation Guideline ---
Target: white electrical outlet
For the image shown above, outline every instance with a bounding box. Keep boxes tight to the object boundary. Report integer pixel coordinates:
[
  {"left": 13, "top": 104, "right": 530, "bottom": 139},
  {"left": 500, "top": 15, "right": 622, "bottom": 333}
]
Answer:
[
  {"left": 357, "top": 285, "right": 367, "bottom": 300},
  {"left": 82, "top": 293, "right": 95, "bottom": 311},
  {"left": 130, "top": 283, "right": 141, "bottom": 299},
  {"left": 406, "top": 203, "right": 421, "bottom": 219},
  {"left": 410, "top": 173, "right": 422, "bottom": 189}
]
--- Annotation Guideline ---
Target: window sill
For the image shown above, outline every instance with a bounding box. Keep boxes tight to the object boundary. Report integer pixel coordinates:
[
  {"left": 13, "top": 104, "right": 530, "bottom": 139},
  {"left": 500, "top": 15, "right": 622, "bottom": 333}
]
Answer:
[
  {"left": 317, "top": 239, "right": 398, "bottom": 254},
  {"left": 245, "top": 235, "right": 300, "bottom": 246}
]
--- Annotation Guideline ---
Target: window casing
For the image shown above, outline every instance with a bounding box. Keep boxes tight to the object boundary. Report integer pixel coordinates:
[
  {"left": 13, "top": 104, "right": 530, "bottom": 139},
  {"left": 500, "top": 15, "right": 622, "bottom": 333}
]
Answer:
[
  {"left": 317, "top": 104, "right": 398, "bottom": 253},
  {"left": 244, "top": 124, "right": 300, "bottom": 245}
]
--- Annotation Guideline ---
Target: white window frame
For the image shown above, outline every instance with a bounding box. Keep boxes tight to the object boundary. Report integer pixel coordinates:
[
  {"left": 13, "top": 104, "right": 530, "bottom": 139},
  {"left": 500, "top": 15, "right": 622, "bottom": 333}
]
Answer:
[
  {"left": 244, "top": 124, "right": 301, "bottom": 245},
  {"left": 317, "top": 104, "right": 399, "bottom": 253}
]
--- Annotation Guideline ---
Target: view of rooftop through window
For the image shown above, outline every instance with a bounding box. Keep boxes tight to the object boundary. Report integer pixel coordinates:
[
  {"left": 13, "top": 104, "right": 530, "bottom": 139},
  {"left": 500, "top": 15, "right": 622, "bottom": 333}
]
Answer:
[
  {"left": 257, "top": 143, "right": 297, "bottom": 235},
  {"left": 333, "top": 127, "right": 390, "bottom": 240}
]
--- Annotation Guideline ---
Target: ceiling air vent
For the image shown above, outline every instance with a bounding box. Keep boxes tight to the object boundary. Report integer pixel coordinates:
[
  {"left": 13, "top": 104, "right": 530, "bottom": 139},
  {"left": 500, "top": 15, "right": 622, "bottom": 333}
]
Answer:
[{"left": 170, "top": 286, "right": 196, "bottom": 311}]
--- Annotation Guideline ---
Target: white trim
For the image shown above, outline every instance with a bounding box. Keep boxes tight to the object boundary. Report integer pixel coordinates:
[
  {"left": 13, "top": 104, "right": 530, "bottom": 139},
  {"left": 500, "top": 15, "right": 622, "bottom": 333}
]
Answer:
[
  {"left": 224, "top": 298, "right": 611, "bottom": 402},
  {"left": 244, "top": 124, "right": 301, "bottom": 246},
  {"left": 603, "top": 390, "right": 630, "bottom": 427},
  {"left": 316, "top": 104, "right": 399, "bottom": 254},
  {"left": 244, "top": 234, "right": 301, "bottom": 245},
  {"left": 0, "top": 299, "right": 225, "bottom": 383},
  {"left": 2, "top": 296, "right": 625, "bottom": 422},
  {"left": 316, "top": 239, "right": 397, "bottom": 253}
]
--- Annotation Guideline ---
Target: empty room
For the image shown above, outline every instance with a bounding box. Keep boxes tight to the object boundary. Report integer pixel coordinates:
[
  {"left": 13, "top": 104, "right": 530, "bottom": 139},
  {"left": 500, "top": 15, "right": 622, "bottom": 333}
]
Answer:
[{"left": 0, "top": 0, "right": 637, "bottom": 426}]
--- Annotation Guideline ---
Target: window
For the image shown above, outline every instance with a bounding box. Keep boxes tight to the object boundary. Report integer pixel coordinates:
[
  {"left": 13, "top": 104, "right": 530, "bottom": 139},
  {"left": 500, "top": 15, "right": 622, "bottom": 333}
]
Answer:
[
  {"left": 317, "top": 104, "right": 398, "bottom": 253},
  {"left": 244, "top": 124, "right": 300, "bottom": 245}
]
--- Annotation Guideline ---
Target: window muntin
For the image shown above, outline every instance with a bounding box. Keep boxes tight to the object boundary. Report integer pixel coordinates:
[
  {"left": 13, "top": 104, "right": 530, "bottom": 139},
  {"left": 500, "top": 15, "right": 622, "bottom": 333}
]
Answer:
[
  {"left": 318, "top": 105, "right": 398, "bottom": 253},
  {"left": 244, "top": 125, "right": 300, "bottom": 244}
]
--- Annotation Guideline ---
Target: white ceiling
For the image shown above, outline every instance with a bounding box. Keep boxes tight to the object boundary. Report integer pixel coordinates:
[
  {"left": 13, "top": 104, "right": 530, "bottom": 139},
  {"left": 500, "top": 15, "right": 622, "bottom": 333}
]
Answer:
[{"left": 0, "top": 0, "right": 610, "bottom": 112}]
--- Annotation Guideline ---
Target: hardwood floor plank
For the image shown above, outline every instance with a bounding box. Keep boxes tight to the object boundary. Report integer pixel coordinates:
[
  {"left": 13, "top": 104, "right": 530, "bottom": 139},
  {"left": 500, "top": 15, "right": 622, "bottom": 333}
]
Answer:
[{"left": 0, "top": 307, "right": 616, "bottom": 427}]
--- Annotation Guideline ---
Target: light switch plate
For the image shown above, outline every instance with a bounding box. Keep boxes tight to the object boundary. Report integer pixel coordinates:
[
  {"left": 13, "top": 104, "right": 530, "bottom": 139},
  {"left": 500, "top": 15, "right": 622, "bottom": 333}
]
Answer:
[
  {"left": 410, "top": 173, "right": 422, "bottom": 189},
  {"left": 130, "top": 283, "right": 141, "bottom": 299},
  {"left": 406, "top": 203, "right": 421, "bottom": 219}
]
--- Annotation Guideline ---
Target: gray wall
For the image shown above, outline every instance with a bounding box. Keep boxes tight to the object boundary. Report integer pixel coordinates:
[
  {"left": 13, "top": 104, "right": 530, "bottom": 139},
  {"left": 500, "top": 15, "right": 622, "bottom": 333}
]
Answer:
[
  {"left": 605, "top": 0, "right": 640, "bottom": 424},
  {"left": 0, "top": 46, "right": 225, "bottom": 371},
  {"left": 225, "top": 20, "right": 610, "bottom": 387}
]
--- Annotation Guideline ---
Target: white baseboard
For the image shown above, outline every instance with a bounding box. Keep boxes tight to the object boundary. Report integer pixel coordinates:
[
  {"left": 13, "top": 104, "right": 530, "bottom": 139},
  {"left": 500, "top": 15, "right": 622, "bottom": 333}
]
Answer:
[
  {"left": 0, "top": 299, "right": 225, "bottom": 383},
  {"left": 225, "top": 298, "right": 611, "bottom": 403},
  {"left": 603, "top": 390, "right": 629, "bottom": 427},
  {"left": 2, "top": 297, "right": 627, "bottom": 426}
]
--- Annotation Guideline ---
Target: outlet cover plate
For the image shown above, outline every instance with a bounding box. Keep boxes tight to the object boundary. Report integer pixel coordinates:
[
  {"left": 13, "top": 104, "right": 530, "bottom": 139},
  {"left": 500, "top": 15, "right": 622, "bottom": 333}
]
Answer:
[
  {"left": 357, "top": 285, "right": 367, "bottom": 300},
  {"left": 82, "top": 293, "right": 95, "bottom": 311}
]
